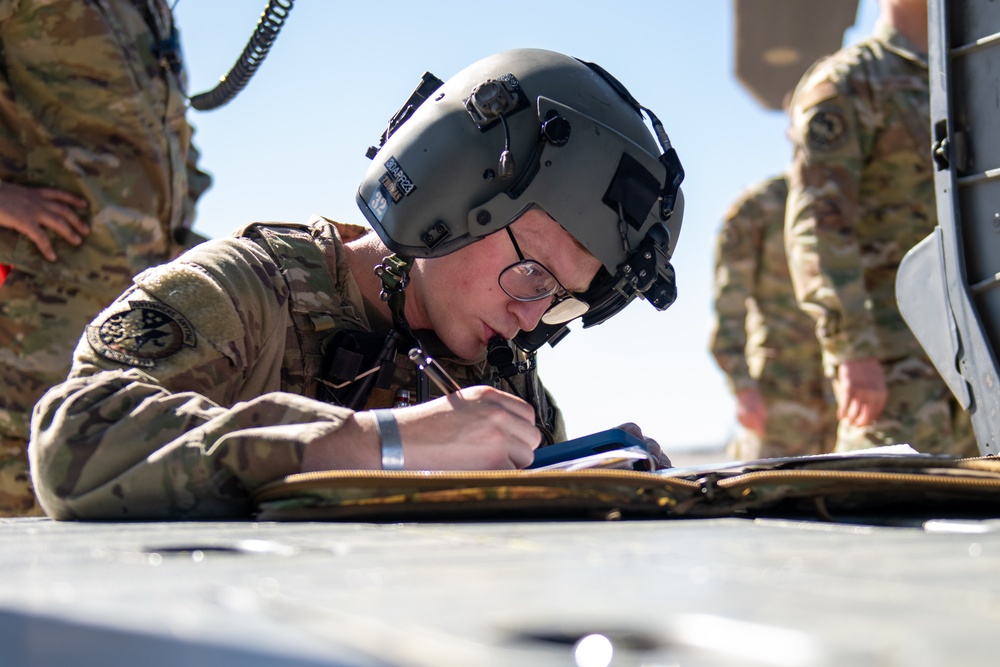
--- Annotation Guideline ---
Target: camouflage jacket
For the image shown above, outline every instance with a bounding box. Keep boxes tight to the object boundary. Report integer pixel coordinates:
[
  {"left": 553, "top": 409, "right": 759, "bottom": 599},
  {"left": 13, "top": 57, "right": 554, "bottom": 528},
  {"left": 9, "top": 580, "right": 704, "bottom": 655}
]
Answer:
[
  {"left": 710, "top": 175, "right": 822, "bottom": 392},
  {"left": 29, "top": 218, "right": 564, "bottom": 520},
  {"left": 785, "top": 21, "right": 934, "bottom": 368},
  {"left": 0, "top": 0, "right": 211, "bottom": 290}
]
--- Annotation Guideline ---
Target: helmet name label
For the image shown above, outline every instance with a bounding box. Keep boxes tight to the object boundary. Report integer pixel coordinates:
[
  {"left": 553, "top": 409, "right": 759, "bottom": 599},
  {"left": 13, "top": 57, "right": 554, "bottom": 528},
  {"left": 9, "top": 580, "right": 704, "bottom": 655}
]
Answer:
[
  {"left": 368, "top": 188, "right": 389, "bottom": 221},
  {"left": 382, "top": 156, "right": 416, "bottom": 202}
]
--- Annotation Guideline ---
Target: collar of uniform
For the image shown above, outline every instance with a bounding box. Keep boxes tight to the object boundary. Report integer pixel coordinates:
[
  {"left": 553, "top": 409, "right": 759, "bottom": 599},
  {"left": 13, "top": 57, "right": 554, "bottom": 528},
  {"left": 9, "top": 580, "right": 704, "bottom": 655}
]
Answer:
[{"left": 873, "top": 19, "right": 928, "bottom": 69}]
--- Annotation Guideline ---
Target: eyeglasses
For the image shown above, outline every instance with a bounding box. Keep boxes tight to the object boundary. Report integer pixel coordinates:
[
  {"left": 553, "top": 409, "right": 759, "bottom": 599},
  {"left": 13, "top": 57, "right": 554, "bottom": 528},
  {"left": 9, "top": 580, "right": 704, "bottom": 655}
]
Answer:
[{"left": 498, "top": 227, "right": 590, "bottom": 325}]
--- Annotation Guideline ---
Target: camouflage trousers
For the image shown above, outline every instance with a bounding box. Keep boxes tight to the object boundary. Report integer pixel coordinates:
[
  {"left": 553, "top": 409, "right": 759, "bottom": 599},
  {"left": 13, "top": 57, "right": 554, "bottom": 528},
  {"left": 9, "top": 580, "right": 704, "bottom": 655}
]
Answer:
[
  {"left": 728, "top": 355, "right": 838, "bottom": 460},
  {"left": 833, "top": 356, "right": 979, "bottom": 457},
  {"left": 0, "top": 269, "right": 119, "bottom": 516}
]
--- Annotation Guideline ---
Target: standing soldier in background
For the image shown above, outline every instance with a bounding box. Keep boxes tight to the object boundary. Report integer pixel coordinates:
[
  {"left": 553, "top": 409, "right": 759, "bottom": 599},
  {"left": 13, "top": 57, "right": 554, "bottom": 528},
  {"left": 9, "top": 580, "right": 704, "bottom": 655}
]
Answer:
[
  {"left": 784, "top": 0, "right": 976, "bottom": 455},
  {"left": 0, "top": 0, "right": 212, "bottom": 515},
  {"left": 711, "top": 174, "right": 836, "bottom": 459}
]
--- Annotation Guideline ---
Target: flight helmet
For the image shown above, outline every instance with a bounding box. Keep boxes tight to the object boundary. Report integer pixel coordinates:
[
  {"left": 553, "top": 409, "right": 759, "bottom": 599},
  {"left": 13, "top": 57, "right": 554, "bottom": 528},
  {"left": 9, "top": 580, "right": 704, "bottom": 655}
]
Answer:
[{"left": 357, "top": 48, "right": 684, "bottom": 337}]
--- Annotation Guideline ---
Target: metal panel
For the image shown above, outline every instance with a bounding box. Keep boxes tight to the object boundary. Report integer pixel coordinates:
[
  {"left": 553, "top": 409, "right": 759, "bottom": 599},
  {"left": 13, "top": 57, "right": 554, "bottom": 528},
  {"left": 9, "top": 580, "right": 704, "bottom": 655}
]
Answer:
[
  {"left": 901, "top": 0, "right": 1000, "bottom": 454},
  {"left": 2, "top": 518, "right": 1000, "bottom": 666},
  {"left": 733, "top": 0, "right": 859, "bottom": 109}
]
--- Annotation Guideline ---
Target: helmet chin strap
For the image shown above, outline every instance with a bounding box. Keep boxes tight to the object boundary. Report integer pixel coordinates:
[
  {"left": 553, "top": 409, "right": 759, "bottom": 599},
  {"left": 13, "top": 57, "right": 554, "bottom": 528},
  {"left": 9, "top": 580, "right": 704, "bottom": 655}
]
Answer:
[
  {"left": 374, "top": 253, "right": 415, "bottom": 334},
  {"left": 373, "top": 253, "right": 441, "bottom": 402},
  {"left": 335, "top": 253, "right": 417, "bottom": 410}
]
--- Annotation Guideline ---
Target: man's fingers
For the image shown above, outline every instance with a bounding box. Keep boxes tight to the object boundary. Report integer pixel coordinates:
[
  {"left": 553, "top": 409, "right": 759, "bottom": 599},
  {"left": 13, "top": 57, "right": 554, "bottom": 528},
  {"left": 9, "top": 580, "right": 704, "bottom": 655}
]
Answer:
[
  {"left": 0, "top": 183, "right": 90, "bottom": 260},
  {"left": 842, "top": 397, "right": 861, "bottom": 426},
  {"left": 508, "top": 441, "right": 537, "bottom": 469},
  {"left": 854, "top": 403, "right": 871, "bottom": 427},
  {"left": 38, "top": 209, "right": 84, "bottom": 246},
  {"left": 450, "top": 386, "right": 536, "bottom": 423},
  {"left": 20, "top": 223, "right": 58, "bottom": 261},
  {"left": 42, "top": 199, "right": 89, "bottom": 238},
  {"left": 849, "top": 393, "right": 884, "bottom": 427},
  {"left": 39, "top": 187, "right": 88, "bottom": 210}
]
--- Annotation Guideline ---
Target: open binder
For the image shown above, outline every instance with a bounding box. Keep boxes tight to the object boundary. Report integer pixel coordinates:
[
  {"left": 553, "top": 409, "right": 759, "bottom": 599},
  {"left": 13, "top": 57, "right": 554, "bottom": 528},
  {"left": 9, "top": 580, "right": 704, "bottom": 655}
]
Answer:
[{"left": 253, "top": 446, "right": 1000, "bottom": 522}]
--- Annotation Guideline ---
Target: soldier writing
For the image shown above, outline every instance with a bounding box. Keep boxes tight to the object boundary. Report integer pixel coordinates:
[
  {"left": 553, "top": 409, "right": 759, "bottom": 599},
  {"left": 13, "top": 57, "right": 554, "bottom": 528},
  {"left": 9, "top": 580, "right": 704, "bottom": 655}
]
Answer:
[
  {"left": 0, "top": 0, "right": 212, "bottom": 515},
  {"left": 784, "top": 0, "right": 976, "bottom": 455},
  {"left": 28, "top": 49, "right": 684, "bottom": 520}
]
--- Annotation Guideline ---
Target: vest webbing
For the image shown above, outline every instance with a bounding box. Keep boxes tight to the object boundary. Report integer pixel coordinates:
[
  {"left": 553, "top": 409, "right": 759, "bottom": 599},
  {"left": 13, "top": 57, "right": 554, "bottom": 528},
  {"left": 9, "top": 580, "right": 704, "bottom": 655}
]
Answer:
[{"left": 243, "top": 222, "right": 366, "bottom": 398}]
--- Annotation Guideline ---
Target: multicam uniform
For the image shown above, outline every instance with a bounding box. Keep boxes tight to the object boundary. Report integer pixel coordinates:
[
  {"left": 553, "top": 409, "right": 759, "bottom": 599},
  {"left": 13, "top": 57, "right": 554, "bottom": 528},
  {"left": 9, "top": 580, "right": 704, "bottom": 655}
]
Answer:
[
  {"left": 29, "top": 218, "right": 563, "bottom": 520},
  {"left": 0, "top": 0, "right": 211, "bottom": 514},
  {"left": 710, "top": 175, "right": 836, "bottom": 459},
  {"left": 785, "top": 21, "right": 976, "bottom": 455}
]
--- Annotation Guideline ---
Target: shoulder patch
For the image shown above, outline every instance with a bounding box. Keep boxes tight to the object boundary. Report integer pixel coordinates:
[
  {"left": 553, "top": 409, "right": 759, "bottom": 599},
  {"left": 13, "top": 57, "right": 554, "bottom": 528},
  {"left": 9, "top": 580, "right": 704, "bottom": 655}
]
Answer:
[
  {"left": 806, "top": 110, "right": 848, "bottom": 151},
  {"left": 87, "top": 300, "right": 196, "bottom": 368}
]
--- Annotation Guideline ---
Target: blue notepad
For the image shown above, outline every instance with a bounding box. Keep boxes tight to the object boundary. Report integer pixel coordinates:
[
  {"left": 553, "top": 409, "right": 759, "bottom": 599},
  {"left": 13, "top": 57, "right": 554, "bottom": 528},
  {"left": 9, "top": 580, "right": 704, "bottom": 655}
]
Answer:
[{"left": 528, "top": 428, "right": 651, "bottom": 470}]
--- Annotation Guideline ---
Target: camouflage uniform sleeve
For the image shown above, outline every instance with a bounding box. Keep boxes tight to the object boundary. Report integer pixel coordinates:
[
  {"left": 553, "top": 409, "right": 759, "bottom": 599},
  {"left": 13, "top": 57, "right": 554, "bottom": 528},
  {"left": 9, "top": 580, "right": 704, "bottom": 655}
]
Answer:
[
  {"left": 785, "top": 69, "right": 880, "bottom": 365},
  {"left": 709, "top": 191, "right": 763, "bottom": 393},
  {"left": 0, "top": 1, "right": 25, "bottom": 175},
  {"left": 29, "top": 238, "right": 355, "bottom": 520}
]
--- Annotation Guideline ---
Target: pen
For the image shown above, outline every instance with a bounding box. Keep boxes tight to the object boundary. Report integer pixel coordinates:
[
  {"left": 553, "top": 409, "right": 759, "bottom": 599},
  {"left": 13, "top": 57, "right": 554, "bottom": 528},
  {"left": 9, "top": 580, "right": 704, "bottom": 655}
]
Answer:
[{"left": 408, "top": 348, "right": 463, "bottom": 395}]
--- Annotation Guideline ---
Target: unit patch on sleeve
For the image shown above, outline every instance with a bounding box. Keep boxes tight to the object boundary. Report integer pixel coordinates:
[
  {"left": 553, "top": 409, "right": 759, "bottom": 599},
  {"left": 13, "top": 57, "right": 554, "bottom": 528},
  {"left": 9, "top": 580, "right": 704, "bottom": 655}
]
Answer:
[
  {"left": 805, "top": 109, "right": 848, "bottom": 151},
  {"left": 87, "top": 300, "right": 196, "bottom": 368}
]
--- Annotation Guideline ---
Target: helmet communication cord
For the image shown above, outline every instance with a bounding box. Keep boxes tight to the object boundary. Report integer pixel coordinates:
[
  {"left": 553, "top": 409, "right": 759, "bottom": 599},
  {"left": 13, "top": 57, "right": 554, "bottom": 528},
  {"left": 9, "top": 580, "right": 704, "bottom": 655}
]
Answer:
[
  {"left": 189, "top": 0, "right": 294, "bottom": 111},
  {"left": 373, "top": 253, "right": 436, "bottom": 403}
]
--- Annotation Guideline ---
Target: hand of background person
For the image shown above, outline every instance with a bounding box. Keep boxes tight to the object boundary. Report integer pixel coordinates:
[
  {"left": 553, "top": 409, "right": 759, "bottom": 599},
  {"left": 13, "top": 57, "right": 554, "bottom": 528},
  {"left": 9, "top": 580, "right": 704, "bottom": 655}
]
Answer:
[
  {"left": 0, "top": 182, "right": 88, "bottom": 262},
  {"left": 836, "top": 357, "right": 888, "bottom": 427},
  {"left": 736, "top": 387, "right": 767, "bottom": 435},
  {"left": 616, "top": 421, "right": 671, "bottom": 469},
  {"left": 302, "top": 385, "right": 542, "bottom": 473}
]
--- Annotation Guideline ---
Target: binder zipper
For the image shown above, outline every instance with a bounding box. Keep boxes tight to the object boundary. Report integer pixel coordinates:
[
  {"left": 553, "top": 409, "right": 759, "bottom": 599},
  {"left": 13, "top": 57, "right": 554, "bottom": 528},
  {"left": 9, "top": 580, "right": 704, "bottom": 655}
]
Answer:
[
  {"left": 716, "top": 469, "right": 1000, "bottom": 494},
  {"left": 253, "top": 468, "right": 701, "bottom": 503}
]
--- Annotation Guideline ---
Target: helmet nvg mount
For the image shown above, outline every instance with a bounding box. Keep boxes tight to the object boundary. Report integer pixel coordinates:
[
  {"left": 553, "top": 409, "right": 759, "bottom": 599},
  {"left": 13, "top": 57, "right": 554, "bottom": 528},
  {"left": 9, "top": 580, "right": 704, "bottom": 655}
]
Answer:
[{"left": 357, "top": 48, "right": 684, "bottom": 348}]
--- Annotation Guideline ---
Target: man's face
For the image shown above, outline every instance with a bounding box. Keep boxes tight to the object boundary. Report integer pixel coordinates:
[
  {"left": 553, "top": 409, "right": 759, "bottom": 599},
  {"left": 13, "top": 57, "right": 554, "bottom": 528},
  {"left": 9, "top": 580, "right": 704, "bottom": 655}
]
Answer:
[{"left": 406, "top": 208, "right": 603, "bottom": 360}]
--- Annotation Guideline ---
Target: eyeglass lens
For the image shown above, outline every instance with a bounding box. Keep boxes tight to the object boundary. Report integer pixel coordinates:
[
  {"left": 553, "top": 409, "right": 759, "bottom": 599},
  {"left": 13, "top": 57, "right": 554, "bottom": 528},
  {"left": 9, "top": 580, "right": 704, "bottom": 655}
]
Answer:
[{"left": 499, "top": 226, "right": 590, "bottom": 324}]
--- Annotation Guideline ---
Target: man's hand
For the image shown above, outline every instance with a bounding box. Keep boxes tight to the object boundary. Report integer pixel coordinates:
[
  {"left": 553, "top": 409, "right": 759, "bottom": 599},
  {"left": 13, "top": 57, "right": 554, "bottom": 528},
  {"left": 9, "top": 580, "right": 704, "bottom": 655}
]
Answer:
[
  {"left": 302, "top": 386, "right": 542, "bottom": 472},
  {"left": 735, "top": 388, "right": 767, "bottom": 435},
  {"left": 395, "top": 386, "right": 541, "bottom": 469},
  {"left": 616, "top": 422, "right": 671, "bottom": 469},
  {"left": 0, "top": 183, "right": 88, "bottom": 261},
  {"left": 836, "top": 357, "right": 887, "bottom": 427}
]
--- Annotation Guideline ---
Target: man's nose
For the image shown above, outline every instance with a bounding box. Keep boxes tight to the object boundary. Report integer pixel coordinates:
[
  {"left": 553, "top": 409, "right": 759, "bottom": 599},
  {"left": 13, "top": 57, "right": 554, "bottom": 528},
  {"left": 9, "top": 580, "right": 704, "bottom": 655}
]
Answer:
[{"left": 510, "top": 298, "right": 552, "bottom": 332}]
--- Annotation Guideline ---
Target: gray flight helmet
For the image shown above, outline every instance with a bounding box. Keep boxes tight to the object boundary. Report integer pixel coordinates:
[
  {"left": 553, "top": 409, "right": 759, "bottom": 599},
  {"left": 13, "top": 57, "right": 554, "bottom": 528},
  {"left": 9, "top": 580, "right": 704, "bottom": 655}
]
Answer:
[{"left": 357, "top": 48, "right": 684, "bottom": 318}]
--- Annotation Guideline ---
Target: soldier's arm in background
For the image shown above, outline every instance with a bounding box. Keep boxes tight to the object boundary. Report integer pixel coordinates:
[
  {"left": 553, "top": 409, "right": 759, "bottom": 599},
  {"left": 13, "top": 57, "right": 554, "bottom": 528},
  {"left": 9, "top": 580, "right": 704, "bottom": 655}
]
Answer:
[
  {"left": 784, "top": 70, "right": 887, "bottom": 426},
  {"left": 29, "top": 238, "right": 356, "bottom": 520},
  {"left": 709, "top": 189, "right": 767, "bottom": 434},
  {"left": 0, "top": 5, "right": 89, "bottom": 262}
]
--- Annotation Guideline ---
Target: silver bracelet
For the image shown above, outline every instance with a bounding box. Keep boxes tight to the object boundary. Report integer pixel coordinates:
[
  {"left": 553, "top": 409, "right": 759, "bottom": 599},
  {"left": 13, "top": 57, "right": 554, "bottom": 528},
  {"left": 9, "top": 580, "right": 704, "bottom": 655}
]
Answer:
[{"left": 373, "top": 409, "right": 404, "bottom": 470}]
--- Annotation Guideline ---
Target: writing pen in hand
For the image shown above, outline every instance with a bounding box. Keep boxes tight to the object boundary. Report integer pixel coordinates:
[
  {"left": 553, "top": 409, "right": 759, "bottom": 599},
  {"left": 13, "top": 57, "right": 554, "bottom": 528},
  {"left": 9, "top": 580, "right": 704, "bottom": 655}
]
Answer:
[{"left": 408, "top": 348, "right": 462, "bottom": 395}]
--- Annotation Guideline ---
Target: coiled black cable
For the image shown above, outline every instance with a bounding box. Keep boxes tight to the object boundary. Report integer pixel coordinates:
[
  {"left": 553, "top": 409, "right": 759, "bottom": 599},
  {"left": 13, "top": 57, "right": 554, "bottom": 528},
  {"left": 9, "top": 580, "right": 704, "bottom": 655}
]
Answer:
[{"left": 189, "top": 0, "right": 294, "bottom": 111}]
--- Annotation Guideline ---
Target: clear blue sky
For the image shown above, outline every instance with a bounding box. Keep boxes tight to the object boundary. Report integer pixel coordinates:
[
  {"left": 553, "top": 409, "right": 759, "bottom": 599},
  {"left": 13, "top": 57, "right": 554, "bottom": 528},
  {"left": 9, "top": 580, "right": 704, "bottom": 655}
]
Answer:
[{"left": 172, "top": 0, "right": 879, "bottom": 453}]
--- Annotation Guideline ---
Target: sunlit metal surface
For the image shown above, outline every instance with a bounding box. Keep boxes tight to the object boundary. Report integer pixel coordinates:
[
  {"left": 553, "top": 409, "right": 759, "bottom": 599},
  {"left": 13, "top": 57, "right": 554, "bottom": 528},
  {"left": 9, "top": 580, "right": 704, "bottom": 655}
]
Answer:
[
  {"left": 2, "top": 517, "right": 998, "bottom": 665},
  {"left": 733, "top": 0, "right": 860, "bottom": 109}
]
